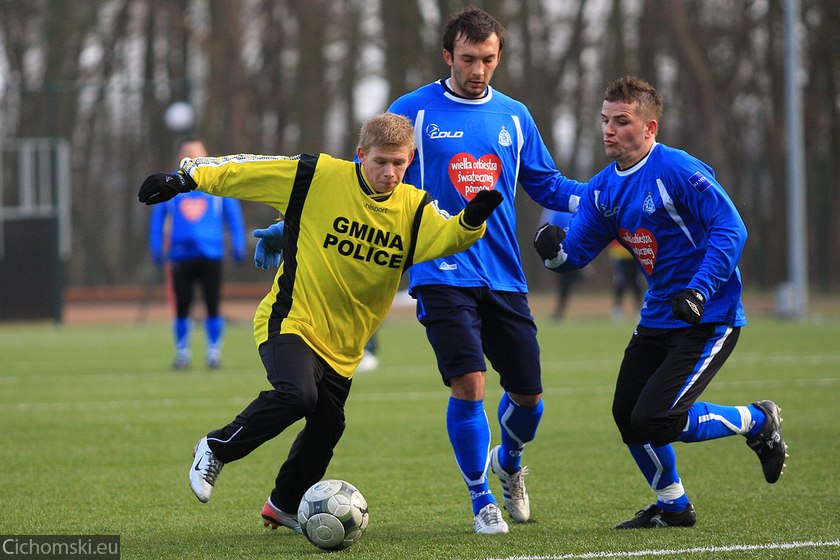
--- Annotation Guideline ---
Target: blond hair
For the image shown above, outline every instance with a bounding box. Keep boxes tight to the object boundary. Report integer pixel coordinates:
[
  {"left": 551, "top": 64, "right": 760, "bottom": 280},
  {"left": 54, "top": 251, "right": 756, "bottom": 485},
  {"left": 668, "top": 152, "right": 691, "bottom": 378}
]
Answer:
[{"left": 358, "top": 113, "right": 415, "bottom": 153}]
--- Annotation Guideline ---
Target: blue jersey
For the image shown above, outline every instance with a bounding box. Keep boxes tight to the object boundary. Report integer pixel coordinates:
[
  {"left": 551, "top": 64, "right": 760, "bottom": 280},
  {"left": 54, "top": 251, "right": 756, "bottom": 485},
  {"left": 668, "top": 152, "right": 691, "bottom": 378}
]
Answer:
[
  {"left": 557, "top": 143, "right": 747, "bottom": 328},
  {"left": 540, "top": 208, "right": 574, "bottom": 230},
  {"left": 149, "top": 190, "right": 246, "bottom": 263},
  {"left": 388, "top": 79, "right": 585, "bottom": 293}
]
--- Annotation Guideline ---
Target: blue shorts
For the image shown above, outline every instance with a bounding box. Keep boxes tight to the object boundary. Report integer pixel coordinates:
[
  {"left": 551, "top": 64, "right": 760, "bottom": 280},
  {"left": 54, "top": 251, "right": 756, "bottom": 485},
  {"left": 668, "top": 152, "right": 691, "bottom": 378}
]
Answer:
[{"left": 415, "top": 285, "right": 542, "bottom": 395}]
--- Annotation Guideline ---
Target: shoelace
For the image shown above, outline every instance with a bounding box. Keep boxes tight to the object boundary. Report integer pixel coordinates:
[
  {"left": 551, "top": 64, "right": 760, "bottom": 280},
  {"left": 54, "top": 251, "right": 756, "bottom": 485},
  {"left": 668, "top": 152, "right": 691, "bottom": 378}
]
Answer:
[
  {"left": 506, "top": 466, "right": 529, "bottom": 500},
  {"left": 636, "top": 505, "right": 658, "bottom": 518},
  {"left": 481, "top": 506, "right": 504, "bottom": 526},
  {"left": 202, "top": 453, "right": 223, "bottom": 485}
]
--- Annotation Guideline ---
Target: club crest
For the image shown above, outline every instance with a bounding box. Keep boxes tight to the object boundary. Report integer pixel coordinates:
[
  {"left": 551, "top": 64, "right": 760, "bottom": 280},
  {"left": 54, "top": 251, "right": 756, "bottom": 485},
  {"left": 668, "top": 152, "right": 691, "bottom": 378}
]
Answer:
[{"left": 498, "top": 126, "right": 512, "bottom": 147}]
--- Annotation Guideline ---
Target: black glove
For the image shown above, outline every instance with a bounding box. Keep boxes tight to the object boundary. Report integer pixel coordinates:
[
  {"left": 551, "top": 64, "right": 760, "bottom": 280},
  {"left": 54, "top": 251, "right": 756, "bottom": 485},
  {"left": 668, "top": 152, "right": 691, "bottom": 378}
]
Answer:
[
  {"left": 671, "top": 289, "right": 705, "bottom": 324},
  {"left": 138, "top": 171, "right": 196, "bottom": 205},
  {"left": 462, "top": 189, "right": 503, "bottom": 227},
  {"left": 533, "top": 223, "right": 566, "bottom": 260}
]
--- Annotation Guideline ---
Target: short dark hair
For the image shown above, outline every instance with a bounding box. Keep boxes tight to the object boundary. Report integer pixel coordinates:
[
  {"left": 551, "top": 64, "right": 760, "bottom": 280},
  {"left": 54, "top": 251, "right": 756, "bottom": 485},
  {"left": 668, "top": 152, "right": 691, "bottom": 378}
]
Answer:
[
  {"left": 442, "top": 6, "right": 505, "bottom": 54},
  {"left": 603, "top": 76, "right": 664, "bottom": 123}
]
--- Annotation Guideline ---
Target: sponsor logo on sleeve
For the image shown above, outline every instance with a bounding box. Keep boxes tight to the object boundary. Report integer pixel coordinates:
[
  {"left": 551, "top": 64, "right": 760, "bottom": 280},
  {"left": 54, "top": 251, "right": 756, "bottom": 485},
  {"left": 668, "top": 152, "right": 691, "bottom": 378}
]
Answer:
[
  {"left": 430, "top": 200, "right": 452, "bottom": 219},
  {"left": 688, "top": 171, "right": 712, "bottom": 193}
]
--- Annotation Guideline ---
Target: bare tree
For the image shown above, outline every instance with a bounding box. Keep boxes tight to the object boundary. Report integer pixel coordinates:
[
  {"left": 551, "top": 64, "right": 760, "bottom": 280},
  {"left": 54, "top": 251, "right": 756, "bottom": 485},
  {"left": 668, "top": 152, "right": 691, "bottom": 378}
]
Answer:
[{"left": 1, "top": 0, "right": 837, "bottom": 293}]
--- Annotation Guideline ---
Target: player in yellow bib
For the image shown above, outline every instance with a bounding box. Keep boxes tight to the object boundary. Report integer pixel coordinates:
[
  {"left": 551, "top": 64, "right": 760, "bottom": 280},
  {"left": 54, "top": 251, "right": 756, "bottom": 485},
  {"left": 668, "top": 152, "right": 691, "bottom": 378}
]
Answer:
[{"left": 139, "top": 112, "right": 502, "bottom": 532}]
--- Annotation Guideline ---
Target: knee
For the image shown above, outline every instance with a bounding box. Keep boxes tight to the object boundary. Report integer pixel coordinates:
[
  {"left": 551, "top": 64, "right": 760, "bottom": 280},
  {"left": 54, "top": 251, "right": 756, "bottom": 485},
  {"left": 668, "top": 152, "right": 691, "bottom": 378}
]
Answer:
[
  {"left": 628, "top": 409, "right": 657, "bottom": 441},
  {"left": 325, "top": 419, "right": 346, "bottom": 446},
  {"left": 450, "top": 371, "right": 485, "bottom": 400},
  {"left": 508, "top": 392, "right": 541, "bottom": 408},
  {"left": 629, "top": 410, "right": 679, "bottom": 446},
  {"left": 612, "top": 400, "right": 636, "bottom": 443},
  {"left": 273, "top": 379, "right": 318, "bottom": 416}
]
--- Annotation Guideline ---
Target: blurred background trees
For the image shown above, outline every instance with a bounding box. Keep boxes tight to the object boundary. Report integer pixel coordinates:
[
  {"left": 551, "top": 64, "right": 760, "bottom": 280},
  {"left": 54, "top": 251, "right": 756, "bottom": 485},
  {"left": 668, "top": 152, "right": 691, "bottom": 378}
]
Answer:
[{"left": 1, "top": 0, "right": 838, "bottom": 293}]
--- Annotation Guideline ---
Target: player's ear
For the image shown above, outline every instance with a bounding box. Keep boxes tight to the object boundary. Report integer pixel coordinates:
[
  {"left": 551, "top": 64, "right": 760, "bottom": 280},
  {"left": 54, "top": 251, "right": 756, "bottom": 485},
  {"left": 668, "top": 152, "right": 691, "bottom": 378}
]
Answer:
[
  {"left": 646, "top": 119, "right": 658, "bottom": 138},
  {"left": 443, "top": 48, "right": 453, "bottom": 67},
  {"left": 356, "top": 147, "right": 365, "bottom": 165}
]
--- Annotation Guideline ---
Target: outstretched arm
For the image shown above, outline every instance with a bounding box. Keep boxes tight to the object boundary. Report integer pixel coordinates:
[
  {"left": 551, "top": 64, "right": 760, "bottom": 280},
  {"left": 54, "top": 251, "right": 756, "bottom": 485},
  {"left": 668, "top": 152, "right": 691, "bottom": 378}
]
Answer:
[{"left": 413, "top": 189, "right": 503, "bottom": 264}]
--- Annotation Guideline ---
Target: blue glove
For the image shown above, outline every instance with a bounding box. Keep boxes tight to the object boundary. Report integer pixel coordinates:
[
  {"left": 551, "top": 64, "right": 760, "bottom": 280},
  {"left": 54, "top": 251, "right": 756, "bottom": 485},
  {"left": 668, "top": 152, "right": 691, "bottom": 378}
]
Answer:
[{"left": 253, "top": 221, "right": 285, "bottom": 270}]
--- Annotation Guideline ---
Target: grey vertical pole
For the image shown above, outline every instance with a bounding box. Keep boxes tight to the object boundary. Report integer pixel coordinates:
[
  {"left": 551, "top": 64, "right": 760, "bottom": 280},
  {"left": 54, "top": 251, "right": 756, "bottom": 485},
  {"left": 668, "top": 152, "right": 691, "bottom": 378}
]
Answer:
[{"left": 783, "top": 0, "right": 808, "bottom": 318}]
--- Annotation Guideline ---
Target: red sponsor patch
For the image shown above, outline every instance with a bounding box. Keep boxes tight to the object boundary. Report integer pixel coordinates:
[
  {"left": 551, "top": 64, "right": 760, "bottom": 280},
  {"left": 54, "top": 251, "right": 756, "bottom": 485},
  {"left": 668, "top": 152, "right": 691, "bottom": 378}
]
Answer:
[
  {"left": 448, "top": 152, "right": 501, "bottom": 200},
  {"left": 178, "top": 196, "right": 209, "bottom": 223},
  {"left": 618, "top": 227, "right": 657, "bottom": 275}
]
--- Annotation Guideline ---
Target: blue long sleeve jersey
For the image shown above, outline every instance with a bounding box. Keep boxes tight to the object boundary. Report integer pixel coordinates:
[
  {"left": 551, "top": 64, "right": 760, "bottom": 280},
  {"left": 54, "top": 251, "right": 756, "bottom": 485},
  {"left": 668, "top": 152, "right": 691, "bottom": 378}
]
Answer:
[
  {"left": 148, "top": 190, "right": 246, "bottom": 263},
  {"left": 553, "top": 143, "right": 747, "bottom": 328},
  {"left": 388, "top": 79, "right": 586, "bottom": 293}
]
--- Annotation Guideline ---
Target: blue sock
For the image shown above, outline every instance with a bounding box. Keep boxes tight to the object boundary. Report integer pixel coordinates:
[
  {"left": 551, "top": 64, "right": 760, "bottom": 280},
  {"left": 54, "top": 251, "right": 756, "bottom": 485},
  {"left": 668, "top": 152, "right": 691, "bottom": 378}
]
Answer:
[
  {"left": 497, "top": 392, "right": 543, "bottom": 472},
  {"left": 627, "top": 443, "right": 690, "bottom": 512},
  {"left": 174, "top": 318, "right": 191, "bottom": 355},
  {"left": 447, "top": 397, "right": 494, "bottom": 515},
  {"left": 745, "top": 404, "right": 767, "bottom": 438},
  {"left": 677, "top": 401, "right": 765, "bottom": 442},
  {"left": 205, "top": 316, "right": 224, "bottom": 351}
]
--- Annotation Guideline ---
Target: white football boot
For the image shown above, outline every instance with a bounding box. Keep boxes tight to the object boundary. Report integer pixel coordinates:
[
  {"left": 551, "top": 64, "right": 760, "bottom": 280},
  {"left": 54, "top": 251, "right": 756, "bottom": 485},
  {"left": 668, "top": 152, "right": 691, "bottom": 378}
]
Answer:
[
  {"left": 473, "top": 503, "right": 510, "bottom": 534},
  {"left": 189, "top": 437, "right": 224, "bottom": 502},
  {"left": 490, "top": 445, "right": 530, "bottom": 522}
]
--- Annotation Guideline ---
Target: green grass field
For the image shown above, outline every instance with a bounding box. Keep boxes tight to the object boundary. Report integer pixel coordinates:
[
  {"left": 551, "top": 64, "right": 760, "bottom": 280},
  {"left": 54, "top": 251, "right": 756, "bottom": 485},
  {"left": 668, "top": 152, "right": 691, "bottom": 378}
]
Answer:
[{"left": 1, "top": 311, "right": 838, "bottom": 559}]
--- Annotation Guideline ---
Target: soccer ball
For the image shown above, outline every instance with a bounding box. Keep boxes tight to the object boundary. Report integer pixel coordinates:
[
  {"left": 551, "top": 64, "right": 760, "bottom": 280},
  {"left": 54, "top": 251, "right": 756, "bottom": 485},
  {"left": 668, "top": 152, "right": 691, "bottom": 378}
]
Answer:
[{"left": 298, "top": 479, "right": 369, "bottom": 550}]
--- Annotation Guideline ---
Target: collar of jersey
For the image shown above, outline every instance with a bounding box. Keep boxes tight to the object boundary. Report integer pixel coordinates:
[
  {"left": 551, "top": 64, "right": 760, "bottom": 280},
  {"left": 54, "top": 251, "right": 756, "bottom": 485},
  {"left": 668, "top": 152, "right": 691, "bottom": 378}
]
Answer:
[
  {"left": 355, "top": 162, "right": 393, "bottom": 202},
  {"left": 614, "top": 142, "right": 658, "bottom": 176},
  {"left": 439, "top": 78, "right": 493, "bottom": 105}
]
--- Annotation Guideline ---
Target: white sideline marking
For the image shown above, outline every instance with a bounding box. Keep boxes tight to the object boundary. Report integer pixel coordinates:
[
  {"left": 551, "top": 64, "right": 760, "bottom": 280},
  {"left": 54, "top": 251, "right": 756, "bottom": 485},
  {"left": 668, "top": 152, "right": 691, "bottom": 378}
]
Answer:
[{"left": 484, "top": 540, "right": 840, "bottom": 560}]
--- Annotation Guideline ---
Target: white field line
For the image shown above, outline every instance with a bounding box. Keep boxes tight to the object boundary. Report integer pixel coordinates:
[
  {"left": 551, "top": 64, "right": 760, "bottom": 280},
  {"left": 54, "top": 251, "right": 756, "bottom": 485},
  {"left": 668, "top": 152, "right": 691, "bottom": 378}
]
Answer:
[
  {"left": 2, "top": 350, "right": 840, "bottom": 384},
  {"left": 1, "top": 376, "right": 839, "bottom": 412},
  {"left": 483, "top": 539, "right": 840, "bottom": 560},
  {"left": 1, "top": 351, "right": 839, "bottom": 411}
]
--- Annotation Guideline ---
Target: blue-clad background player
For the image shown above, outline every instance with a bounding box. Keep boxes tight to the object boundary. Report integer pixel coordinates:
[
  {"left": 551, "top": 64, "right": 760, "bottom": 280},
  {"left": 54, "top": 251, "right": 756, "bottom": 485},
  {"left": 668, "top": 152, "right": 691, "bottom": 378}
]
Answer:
[
  {"left": 534, "top": 76, "right": 789, "bottom": 528},
  {"left": 148, "top": 139, "right": 246, "bottom": 369}
]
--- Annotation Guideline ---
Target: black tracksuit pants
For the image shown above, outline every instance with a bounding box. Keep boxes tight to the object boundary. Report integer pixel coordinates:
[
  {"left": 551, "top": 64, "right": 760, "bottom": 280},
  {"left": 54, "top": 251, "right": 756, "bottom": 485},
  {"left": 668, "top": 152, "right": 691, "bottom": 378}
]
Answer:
[{"left": 205, "top": 334, "right": 351, "bottom": 513}]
